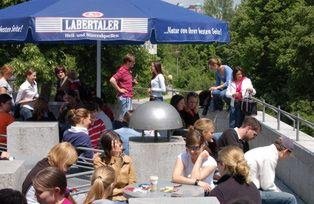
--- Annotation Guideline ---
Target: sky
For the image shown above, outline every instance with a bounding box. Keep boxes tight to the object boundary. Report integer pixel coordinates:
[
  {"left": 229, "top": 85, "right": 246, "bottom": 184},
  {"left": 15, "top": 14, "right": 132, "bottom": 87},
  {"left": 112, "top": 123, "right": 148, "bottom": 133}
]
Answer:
[{"left": 163, "top": 0, "right": 241, "bottom": 7}]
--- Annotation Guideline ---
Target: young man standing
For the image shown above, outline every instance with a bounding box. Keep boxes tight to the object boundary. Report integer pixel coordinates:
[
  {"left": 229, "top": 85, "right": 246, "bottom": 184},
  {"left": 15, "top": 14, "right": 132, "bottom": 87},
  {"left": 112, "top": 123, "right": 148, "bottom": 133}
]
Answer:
[
  {"left": 110, "top": 53, "right": 137, "bottom": 121},
  {"left": 244, "top": 136, "right": 297, "bottom": 204},
  {"left": 208, "top": 57, "right": 233, "bottom": 111},
  {"left": 216, "top": 116, "right": 261, "bottom": 152}
]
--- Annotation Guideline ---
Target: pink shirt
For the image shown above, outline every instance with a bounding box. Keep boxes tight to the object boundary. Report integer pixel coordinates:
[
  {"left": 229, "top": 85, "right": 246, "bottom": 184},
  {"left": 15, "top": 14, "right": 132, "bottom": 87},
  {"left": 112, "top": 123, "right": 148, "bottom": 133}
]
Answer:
[
  {"left": 62, "top": 198, "right": 73, "bottom": 204},
  {"left": 112, "top": 65, "right": 133, "bottom": 98}
]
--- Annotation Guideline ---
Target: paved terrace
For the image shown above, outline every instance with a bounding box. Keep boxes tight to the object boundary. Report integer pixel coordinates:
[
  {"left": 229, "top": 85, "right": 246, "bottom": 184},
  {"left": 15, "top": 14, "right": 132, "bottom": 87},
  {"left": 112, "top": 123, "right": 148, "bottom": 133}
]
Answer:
[{"left": 1, "top": 96, "right": 313, "bottom": 203}]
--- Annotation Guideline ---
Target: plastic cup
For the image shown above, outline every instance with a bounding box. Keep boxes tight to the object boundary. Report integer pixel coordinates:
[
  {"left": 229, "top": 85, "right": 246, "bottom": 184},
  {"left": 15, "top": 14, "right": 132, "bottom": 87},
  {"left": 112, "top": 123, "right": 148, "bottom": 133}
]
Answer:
[{"left": 150, "top": 175, "right": 159, "bottom": 192}]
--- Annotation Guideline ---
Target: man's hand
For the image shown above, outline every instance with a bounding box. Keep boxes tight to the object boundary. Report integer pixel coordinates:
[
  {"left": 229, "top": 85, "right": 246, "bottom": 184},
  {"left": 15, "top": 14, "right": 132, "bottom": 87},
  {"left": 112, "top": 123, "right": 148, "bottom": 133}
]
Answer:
[
  {"left": 197, "top": 180, "right": 212, "bottom": 192},
  {"left": 118, "top": 88, "right": 127, "bottom": 94},
  {"left": 209, "top": 86, "right": 217, "bottom": 91}
]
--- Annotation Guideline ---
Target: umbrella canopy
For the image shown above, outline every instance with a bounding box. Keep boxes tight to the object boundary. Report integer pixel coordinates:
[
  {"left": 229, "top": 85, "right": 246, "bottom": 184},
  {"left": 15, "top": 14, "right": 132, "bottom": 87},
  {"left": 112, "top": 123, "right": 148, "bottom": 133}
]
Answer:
[
  {"left": 0, "top": 0, "right": 230, "bottom": 96},
  {"left": 0, "top": 0, "right": 230, "bottom": 43}
]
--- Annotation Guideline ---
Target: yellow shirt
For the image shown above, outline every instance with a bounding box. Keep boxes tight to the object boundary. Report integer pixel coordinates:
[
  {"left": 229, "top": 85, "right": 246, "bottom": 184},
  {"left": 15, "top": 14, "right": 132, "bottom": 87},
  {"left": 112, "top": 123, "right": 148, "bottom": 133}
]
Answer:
[{"left": 93, "top": 154, "right": 136, "bottom": 201}]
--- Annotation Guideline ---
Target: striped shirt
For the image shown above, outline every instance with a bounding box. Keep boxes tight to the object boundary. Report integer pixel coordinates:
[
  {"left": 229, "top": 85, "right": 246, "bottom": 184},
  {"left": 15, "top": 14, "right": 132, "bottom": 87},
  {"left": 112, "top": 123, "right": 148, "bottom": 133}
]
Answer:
[{"left": 88, "top": 119, "right": 106, "bottom": 148}]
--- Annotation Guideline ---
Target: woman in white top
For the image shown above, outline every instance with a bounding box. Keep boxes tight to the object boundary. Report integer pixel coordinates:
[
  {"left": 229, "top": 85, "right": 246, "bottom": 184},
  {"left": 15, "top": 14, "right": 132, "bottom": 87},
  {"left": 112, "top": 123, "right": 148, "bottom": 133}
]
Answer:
[
  {"left": 0, "top": 65, "right": 14, "bottom": 100},
  {"left": 172, "top": 127, "right": 217, "bottom": 192},
  {"left": 15, "top": 68, "right": 39, "bottom": 120},
  {"left": 226, "top": 66, "right": 256, "bottom": 128},
  {"left": 148, "top": 61, "right": 166, "bottom": 101}
]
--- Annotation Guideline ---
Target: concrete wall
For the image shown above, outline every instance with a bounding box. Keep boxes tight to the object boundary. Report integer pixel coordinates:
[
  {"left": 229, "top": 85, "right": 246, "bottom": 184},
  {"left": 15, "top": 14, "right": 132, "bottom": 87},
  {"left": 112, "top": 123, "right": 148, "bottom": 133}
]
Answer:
[
  {"left": 7, "top": 122, "right": 59, "bottom": 169},
  {"left": 250, "top": 113, "right": 314, "bottom": 204},
  {"left": 206, "top": 111, "right": 313, "bottom": 203},
  {"left": 129, "top": 136, "right": 185, "bottom": 182},
  {"left": 0, "top": 160, "right": 26, "bottom": 191}
]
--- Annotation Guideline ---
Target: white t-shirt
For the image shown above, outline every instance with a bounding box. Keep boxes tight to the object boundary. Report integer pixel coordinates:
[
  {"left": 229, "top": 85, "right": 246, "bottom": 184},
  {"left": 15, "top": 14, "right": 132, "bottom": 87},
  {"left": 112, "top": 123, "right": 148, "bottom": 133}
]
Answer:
[
  {"left": 150, "top": 74, "right": 166, "bottom": 97},
  {"left": 15, "top": 80, "right": 38, "bottom": 110},
  {"left": 96, "top": 111, "right": 113, "bottom": 130},
  {"left": 0, "top": 77, "right": 14, "bottom": 102},
  {"left": 178, "top": 151, "right": 217, "bottom": 188}
]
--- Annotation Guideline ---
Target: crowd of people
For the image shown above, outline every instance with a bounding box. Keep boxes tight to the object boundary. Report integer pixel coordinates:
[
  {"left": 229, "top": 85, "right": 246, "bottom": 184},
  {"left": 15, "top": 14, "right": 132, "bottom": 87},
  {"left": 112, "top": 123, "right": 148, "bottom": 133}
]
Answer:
[{"left": 0, "top": 55, "right": 298, "bottom": 204}]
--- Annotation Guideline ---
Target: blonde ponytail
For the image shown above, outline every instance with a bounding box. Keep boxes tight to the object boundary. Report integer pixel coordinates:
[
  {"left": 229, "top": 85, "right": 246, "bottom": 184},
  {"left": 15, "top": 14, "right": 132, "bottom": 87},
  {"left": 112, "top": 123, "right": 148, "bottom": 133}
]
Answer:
[{"left": 83, "top": 166, "right": 115, "bottom": 204}]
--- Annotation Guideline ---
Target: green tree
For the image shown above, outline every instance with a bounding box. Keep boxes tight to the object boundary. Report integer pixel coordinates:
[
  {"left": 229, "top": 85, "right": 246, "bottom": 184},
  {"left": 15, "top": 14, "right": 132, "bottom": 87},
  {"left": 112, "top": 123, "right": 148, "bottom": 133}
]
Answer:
[
  {"left": 221, "top": 0, "right": 313, "bottom": 111},
  {"left": 204, "top": 0, "right": 235, "bottom": 22}
]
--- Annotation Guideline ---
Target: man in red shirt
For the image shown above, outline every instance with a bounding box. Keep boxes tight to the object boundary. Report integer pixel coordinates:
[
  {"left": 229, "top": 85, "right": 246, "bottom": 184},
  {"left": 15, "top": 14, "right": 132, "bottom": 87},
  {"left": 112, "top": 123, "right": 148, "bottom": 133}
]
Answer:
[{"left": 110, "top": 53, "right": 137, "bottom": 121}]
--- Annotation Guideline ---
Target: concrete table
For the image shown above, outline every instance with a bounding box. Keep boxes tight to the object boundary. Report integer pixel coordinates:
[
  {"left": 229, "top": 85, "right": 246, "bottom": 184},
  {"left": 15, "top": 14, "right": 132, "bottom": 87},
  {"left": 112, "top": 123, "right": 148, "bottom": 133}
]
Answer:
[
  {"left": 124, "top": 180, "right": 204, "bottom": 198},
  {"left": 128, "top": 197, "right": 220, "bottom": 204}
]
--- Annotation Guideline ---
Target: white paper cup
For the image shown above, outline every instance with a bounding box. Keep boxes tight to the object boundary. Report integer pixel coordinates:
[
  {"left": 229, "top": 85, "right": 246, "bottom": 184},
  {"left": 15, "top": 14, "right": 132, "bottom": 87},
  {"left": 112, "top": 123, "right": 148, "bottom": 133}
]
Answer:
[{"left": 150, "top": 176, "right": 158, "bottom": 191}]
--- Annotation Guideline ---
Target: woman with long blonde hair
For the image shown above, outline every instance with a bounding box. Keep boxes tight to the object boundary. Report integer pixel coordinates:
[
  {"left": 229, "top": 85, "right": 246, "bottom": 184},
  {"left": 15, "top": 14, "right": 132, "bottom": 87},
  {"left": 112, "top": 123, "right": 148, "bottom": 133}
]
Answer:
[
  {"left": 22, "top": 142, "right": 78, "bottom": 204},
  {"left": 84, "top": 166, "right": 117, "bottom": 204},
  {"left": 194, "top": 118, "right": 218, "bottom": 160},
  {"left": 208, "top": 146, "right": 261, "bottom": 203}
]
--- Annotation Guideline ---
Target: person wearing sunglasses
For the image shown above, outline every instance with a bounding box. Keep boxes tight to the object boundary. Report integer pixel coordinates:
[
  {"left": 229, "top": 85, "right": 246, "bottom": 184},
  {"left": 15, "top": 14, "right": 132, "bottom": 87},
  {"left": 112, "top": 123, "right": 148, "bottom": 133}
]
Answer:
[
  {"left": 172, "top": 127, "right": 217, "bottom": 192},
  {"left": 216, "top": 116, "right": 261, "bottom": 153}
]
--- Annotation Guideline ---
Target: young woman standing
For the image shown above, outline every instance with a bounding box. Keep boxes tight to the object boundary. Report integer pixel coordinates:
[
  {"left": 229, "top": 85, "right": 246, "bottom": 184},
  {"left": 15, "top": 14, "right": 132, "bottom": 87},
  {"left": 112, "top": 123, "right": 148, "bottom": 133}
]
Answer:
[{"left": 148, "top": 61, "right": 166, "bottom": 101}]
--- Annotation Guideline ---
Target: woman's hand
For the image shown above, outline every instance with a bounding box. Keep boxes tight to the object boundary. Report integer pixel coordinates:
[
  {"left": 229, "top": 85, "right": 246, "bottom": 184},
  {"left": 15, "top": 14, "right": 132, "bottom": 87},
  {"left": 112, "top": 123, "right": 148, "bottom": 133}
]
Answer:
[
  {"left": 111, "top": 139, "right": 122, "bottom": 157},
  {"left": 197, "top": 180, "right": 212, "bottom": 192},
  {"left": 246, "top": 88, "right": 253, "bottom": 93}
]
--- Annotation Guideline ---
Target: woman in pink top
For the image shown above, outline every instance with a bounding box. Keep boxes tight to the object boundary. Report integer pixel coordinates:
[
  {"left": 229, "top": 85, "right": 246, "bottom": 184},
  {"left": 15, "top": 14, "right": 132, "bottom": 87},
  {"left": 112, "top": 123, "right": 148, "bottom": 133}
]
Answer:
[{"left": 33, "top": 167, "right": 73, "bottom": 204}]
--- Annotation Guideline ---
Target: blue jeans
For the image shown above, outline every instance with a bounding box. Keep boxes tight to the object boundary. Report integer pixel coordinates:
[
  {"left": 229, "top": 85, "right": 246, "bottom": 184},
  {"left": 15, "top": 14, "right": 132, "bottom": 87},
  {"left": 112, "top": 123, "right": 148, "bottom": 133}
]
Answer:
[
  {"left": 212, "top": 89, "right": 230, "bottom": 111},
  {"left": 20, "top": 107, "right": 33, "bottom": 121},
  {"left": 229, "top": 101, "right": 245, "bottom": 128},
  {"left": 118, "top": 96, "right": 132, "bottom": 121},
  {"left": 260, "top": 190, "right": 297, "bottom": 204}
]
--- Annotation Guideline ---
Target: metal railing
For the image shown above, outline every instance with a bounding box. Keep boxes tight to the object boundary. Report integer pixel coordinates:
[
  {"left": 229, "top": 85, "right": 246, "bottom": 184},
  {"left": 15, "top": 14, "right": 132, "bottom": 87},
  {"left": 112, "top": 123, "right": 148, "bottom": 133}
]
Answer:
[
  {"left": 253, "top": 97, "right": 313, "bottom": 141},
  {"left": 134, "top": 86, "right": 314, "bottom": 141}
]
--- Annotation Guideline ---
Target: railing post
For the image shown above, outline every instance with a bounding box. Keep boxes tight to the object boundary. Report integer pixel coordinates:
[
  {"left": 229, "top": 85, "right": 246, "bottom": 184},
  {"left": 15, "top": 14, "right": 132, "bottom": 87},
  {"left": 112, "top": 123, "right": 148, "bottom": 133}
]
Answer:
[
  {"left": 277, "top": 106, "right": 281, "bottom": 130},
  {"left": 296, "top": 113, "right": 300, "bottom": 141},
  {"left": 262, "top": 99, "right": 265, "bottom": 122}
]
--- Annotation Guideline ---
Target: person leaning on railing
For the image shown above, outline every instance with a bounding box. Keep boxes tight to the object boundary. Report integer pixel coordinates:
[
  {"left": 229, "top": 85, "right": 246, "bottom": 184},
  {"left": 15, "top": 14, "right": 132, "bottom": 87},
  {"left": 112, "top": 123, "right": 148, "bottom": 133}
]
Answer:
[{"left": 226, "top": 66, "right": 256, "bottom": 128}]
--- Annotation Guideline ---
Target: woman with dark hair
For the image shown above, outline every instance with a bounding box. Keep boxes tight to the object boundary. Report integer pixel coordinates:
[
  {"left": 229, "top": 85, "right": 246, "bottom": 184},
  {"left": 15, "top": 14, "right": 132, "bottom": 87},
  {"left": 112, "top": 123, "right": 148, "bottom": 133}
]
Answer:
[
  {"left": 182, "top": 92, "right": 200, "bottom": 128},
  {"left": 170, "top": 94, "right": 186, "bottom": 135},
  {"left": 27, "top": 97, "right": 56, "bottom": 121},
  {"left": 208, "top": 146, "right": 261, "bottom": 204},
  {"left": 54, "top": 66, "right": 70, "bottom": 102},
  {"left": 33, "top": 167, "right": 72, "bottom": 204},
  {"left": 0, "top": 188, "right": 27, "bottom": 204},
  {"left": 93, "top": 131, "right": 136, "bottom": 202},
  {"left": 15, "top": 68, "right": 39, "bottom": 120},
  {"left": 226, "top": 66, "right": 256, "bottom": 128},
  {"left": 148, "top": 61, "right": 166, "bottom": 101},
  {"left": 172, "top": 128, "right": 217, "bottom": 192}
]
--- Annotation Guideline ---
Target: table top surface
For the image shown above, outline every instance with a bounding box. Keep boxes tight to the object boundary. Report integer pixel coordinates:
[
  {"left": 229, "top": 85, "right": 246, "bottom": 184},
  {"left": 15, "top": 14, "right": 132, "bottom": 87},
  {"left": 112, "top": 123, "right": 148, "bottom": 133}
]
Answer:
[{"left": 123, "top": 180, "right": 204, "bottom": 198}]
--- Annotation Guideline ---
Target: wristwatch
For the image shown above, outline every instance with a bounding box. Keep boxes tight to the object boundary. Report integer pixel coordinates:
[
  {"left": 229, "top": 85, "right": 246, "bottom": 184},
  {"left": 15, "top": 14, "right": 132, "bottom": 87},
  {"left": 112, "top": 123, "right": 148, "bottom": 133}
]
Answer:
[{"left": 194, "top": 179, "right": 199, "bottom": 186}]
